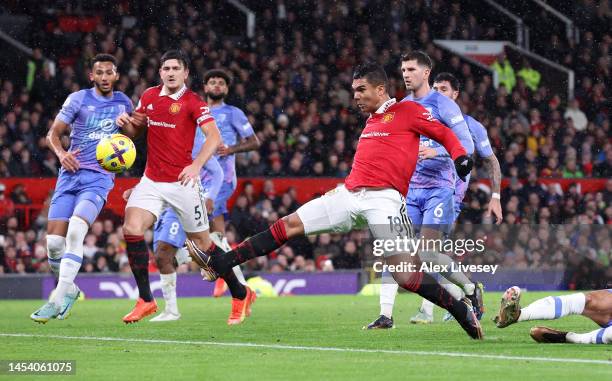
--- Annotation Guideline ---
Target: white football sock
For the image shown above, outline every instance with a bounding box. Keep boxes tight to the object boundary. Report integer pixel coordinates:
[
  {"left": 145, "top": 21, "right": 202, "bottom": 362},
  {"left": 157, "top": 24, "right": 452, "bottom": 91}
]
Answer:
[
  {"left": 566, "top": 327, "right": 611, "bottom": 344},
  {"left": 160, "top": 272, "right": 178, "bottom": 314},
  {"left": 46, "top": 234, "right": 65, "bottom": 276},
  {"left": 420, "top": 299, "right": 435, "bottom": 316},
  {"left": 379, "top": 279, "right": 398, "bottom": 318},
  {"left": 518, "top": 293, "right": 585, "bottom": 322},
  {"left": 53, "top": 217, "right": 88, "bottom": 306}
]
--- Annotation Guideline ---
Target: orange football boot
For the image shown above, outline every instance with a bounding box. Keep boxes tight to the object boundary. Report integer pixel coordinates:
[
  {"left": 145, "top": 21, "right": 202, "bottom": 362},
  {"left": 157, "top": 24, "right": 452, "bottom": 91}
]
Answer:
[
  {"left": 122, "top": 298, "right": 158, "bottom": 324},
  {"left": 227, "top": 287, "right": 256, "bottom": 325},
  {"left": 212, "top": 278, "right": 228, "bottom": 298}
]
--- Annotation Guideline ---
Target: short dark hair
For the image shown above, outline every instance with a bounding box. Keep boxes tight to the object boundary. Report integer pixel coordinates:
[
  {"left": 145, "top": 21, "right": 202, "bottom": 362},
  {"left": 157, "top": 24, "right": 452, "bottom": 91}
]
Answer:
[
  {"left": 203, "top": 69, "right": 232, "bottom": 86},
  {"left": 434, "top": 72, "right": 461, "bottom": 92},
  {"left": 160, "top": 50, "right": 190, "bottom": 69},
  {"left": 352, "top": 62, "right": 388, "bottom": 91},
  {"left": 401, "top": 50, "right": 433, "bottom": 70},
  {"left": 91, "top": 54, "right": 117, "bottom": 68}
]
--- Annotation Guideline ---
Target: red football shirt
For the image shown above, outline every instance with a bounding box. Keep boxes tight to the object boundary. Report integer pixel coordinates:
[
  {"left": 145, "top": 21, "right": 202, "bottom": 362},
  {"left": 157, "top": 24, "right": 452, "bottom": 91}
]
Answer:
[
  {"left": 135, "top": 85, "right": 214, "bottom": 182},
  {"left": 345, "top": 99, "right": 467, "bottom": 195}
]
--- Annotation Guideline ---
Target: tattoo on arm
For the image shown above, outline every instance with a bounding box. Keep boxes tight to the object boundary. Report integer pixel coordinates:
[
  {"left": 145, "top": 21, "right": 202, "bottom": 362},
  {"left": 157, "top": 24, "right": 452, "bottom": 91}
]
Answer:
[{"left": 483, "top": 154, "right": 502, "bottom": 194}]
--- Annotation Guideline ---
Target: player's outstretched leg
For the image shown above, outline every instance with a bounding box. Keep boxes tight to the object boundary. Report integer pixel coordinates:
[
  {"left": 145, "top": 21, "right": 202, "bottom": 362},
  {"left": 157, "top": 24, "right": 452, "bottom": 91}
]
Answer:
[
  {"left": 188, "top": 218, "right": 290, "bottom": 278},
  {"left": 495, "top": 287, "right": 589, "bottom": 328},
  {"left": 209, "top": 232, "right": 247, "bottom": 297},
  {"left": 530, "top": 326, "right": 612, "bottom": 344}
]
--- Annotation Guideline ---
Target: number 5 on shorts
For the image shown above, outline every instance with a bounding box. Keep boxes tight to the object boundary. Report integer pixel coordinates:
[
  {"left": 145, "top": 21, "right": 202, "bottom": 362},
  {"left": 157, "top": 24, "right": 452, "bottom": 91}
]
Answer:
[{"left": 194, "top": 205, "right": 202, "bottom": 221}]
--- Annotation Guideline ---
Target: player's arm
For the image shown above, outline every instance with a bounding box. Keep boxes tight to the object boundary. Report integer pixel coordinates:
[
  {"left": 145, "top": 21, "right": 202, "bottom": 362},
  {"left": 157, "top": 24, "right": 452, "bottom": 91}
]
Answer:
[
  {"left": 48, "top": 92, "right": 83, "bottom": 172},
  {"left": 217, "top": 109, "right": 260, "bottom": 156},
  {"left": 422, "top": 98, "right": 474, "bottom": 159},
  {"left": 47, "top": 117, "right": 79, "bottom": 172},
  {"left": 410, "top": 106, "right": 472, "bottom": 179},
  {"left": 179, "top": 103, "right": 221, "bottom": 186},
  {"left": 116, "top": 111, "right": 146, "bottom": 138},
  {"left": 116, "top": 96, "right": 147, "bottom": 137},
  {"left": 217, "top": 135, "right": 260, "bottom": 156},
  {"left": 483, "top": 153, "right": 502, "bottom": 223},
  {"left": 470, "top": 118, "right": 502, "bottom": 223}
]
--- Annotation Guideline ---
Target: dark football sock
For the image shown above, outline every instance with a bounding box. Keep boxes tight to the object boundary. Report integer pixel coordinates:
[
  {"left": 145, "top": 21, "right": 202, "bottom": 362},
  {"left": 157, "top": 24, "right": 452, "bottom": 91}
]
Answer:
[
  {"left": 223, "top": 270, "right": 247, "bottom": 300},
  {"left": 403, "top": 271, "right": 468, "bottom": 318},
  {"left": 125, "top": 234, "right": 153, "bottom": 302},
  {"left": 211, "top": 220, "right": 288, "bottom": 274}
]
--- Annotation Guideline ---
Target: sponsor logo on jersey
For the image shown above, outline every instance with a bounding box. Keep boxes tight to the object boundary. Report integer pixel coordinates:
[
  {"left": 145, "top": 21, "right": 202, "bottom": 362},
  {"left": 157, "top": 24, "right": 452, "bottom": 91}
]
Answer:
[
  {"left": 148, "top": 119, "right": 176, "bottom": 128},
  {"left": 450, "top": 114, "right": 464, "bottom": 124},
  {"left": 88, "top": 105, "right": 96, "bottom": 111},
  {"left": 360, "top": 131, "right": 391, "bottom": 138},
  {"left": 382, "top": 113, "right": 395, "bottom": 123},
  {"left": 216, "top": 113, "right": 227, "bottom": 122},
  {"left": 99, "top": 118, "right": 116, "bottom": 131},
  {"left": 169, "top": 102, "right": 181, "bottom": 114},
  {"left": 88, "top": 131, "right": 114, "bottom": 140}
]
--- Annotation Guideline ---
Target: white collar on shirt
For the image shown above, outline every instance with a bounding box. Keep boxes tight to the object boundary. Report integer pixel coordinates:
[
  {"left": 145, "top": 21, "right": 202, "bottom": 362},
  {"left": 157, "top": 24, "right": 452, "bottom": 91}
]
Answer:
[
  {"left": 159, "top": 84, "right": 187, "bottom": 100},
  {"left": 374, "top": 98, "right": 397, "bottom": 114}
]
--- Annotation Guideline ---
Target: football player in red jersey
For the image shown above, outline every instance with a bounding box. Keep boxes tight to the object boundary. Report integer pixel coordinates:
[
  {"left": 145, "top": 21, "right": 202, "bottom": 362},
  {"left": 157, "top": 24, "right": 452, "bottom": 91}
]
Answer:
[
  {"left": 116, "top": 50, "right": 255, "bottom": 324},
  {"left": 188, "top": 62, "right": 483, "bottom": 340}
]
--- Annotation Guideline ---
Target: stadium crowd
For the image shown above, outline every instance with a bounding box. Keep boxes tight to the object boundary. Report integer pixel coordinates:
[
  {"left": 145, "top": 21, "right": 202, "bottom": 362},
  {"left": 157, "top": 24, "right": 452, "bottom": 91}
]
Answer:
[{"left": 0, "top": 1, "right": 609, "bottom": 284}]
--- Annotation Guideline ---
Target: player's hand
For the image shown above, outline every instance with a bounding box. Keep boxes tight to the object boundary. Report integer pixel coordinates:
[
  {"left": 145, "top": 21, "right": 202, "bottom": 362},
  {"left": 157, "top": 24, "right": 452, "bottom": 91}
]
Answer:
[
  {"left": 116, "top": 112, "right": 131, "bottom": 128},
  {"left": 58, "top": 149, "right": 80, "bottom": 172},
  {"left": 418, "top": 146, "right": 437, "bottom": 160},
  {"left": 122, "top": 188, "right": 133, "bottom": 201},
  {"left": 485, "top": 198, "right": 503, "bottom": 224},
  {"left": 116, "top": 112, "right": 146, "bottom": 128},
  {"left": 178, "top": 163, "right": 201, "bottom": 187},
  {"left": 205, "top": 198, "right": 214, "bottom": 213},
  {"left": 216, "top": 144, "right": 232, "bottom": 156}
]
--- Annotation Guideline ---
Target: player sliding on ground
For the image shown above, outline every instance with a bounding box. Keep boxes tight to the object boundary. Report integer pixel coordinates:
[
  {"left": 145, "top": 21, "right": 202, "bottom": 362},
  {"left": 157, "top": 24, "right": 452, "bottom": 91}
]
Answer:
[
  {"left": 188, "top": 62, "right": 484, "bottom": 340},
  {"left": 495, "top": 286, "right": 612, "bottom": 344},
  {"left": 116, "top": 50, "right": 254, "bottom": 324}
]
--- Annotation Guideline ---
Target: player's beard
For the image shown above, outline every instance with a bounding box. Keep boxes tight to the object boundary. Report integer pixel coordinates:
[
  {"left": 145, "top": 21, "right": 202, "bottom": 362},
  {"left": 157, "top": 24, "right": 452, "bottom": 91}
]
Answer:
[
  {"left": 95, "top": 82, "right": 113, "bottom": 96},
  {"left": 206, "top": 92, "right": 226, "bottom": 101}
]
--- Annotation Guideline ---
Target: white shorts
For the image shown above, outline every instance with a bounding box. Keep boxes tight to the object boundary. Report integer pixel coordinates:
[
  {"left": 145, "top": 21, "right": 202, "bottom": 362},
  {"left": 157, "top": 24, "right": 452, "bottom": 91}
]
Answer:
[
  {"left": 296, "top": 185, "right": 413, "bottom": 241},
  {"left": 126, "top": 175, "right": 209, "bottom": 233}
]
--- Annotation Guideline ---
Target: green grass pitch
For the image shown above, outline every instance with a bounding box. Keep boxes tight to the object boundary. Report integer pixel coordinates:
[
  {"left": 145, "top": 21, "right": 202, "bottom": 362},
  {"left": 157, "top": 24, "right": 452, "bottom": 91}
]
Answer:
[{"left": 1, "top": 292, "right": 611, "bottom": 380}]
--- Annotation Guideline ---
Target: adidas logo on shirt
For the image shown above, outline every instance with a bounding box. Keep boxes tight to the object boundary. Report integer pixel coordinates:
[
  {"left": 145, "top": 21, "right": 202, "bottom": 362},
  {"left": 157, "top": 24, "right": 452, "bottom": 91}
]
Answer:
[{"left": 147, "top": 104, "right": 154, "bottom": 110}]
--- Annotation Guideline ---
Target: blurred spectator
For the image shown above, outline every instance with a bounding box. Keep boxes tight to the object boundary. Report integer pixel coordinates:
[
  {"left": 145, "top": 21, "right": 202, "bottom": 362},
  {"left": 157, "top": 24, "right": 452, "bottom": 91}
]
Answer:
[
  {"left": 490, "top": 51, "right": 516, "bottom": 92},
  {"left": 564, "top": 99, "right": 588, "bottom": 131},
  {"left": 517, "top": 59, "right": 541, "bottom": 92}
]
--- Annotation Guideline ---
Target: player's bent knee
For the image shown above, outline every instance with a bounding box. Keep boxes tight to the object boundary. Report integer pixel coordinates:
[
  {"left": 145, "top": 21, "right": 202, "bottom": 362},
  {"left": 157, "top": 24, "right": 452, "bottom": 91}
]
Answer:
[
  {"left": 282, "top": 213, "right": 304, "bottom": 238},
  {"left": 122, "top": 222, "right": 145, "bottom": 237}
]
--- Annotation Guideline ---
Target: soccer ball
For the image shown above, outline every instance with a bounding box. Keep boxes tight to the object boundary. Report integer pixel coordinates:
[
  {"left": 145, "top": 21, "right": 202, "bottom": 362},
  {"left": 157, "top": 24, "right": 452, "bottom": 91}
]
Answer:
[{"left": 96, "top": 134, "right": 136, "bottom": 173}]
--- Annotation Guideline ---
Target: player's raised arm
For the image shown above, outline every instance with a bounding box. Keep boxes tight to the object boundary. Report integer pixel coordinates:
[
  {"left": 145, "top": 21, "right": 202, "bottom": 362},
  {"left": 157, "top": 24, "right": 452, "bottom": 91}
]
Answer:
[{"left": 410, "top": 105, "right": 472, "bottom": 179}]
